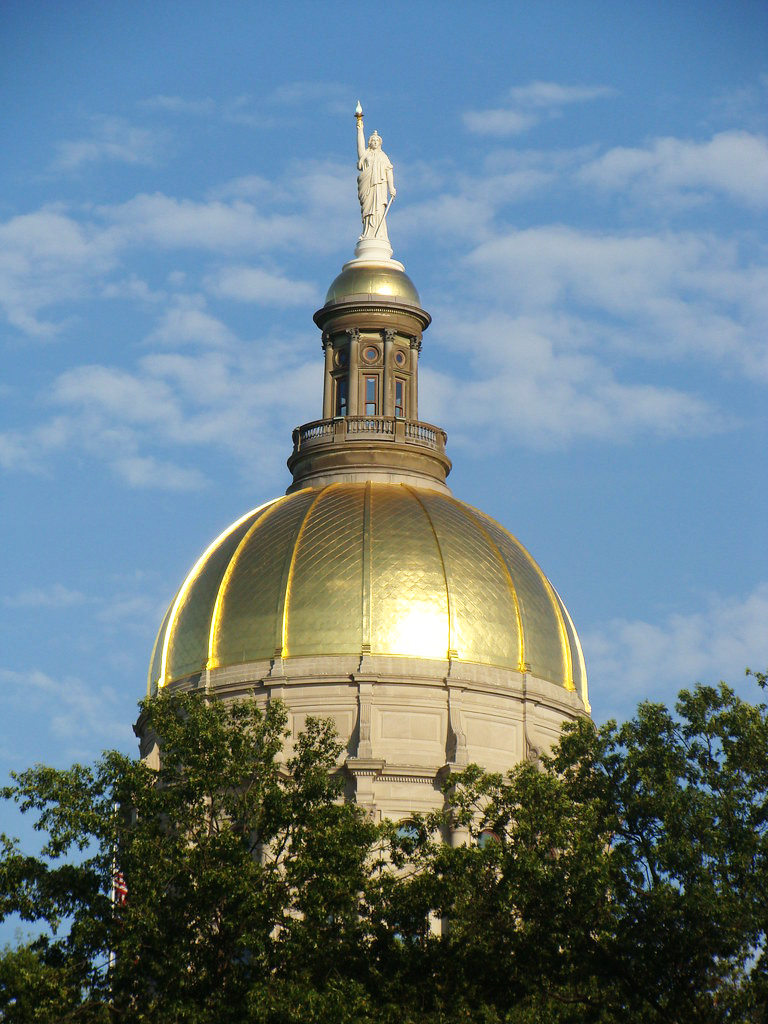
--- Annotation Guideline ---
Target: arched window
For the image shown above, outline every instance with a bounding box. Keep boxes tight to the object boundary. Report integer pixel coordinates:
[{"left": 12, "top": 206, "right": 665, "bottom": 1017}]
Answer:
[{"left": 478, "top": 829, "right": 501, "bottom": 848}]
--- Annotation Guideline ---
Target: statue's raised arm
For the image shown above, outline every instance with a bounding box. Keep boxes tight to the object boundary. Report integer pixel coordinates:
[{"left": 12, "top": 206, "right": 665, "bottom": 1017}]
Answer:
[{"left": 355, "top": 101, "right": 396, "bottom": 243}]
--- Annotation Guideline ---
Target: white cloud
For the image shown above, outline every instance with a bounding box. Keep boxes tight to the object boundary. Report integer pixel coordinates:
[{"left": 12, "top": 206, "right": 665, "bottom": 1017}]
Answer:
[
  {"left": 463, "top": 109, "right": 538, "bottom": 137},
  {"left": 710, "top": 77, "right": 768, "bottom": 133},
  {"left": 212, "top": 175, "right": 273, "bottom": 200},
  {"left": 144, "top": 82, "right": 349, "bottom": 129},
  {"left": 0, "top": 667, "right": 135, "bottom": 759},
  {"left": 227, "top": 82, "right": 350, "bottom": 125},
  {"left": 0, "top": 207, "right": 117, "bottom": 336},
  {"left": 421, "top": 312, "right": 723, "bottom": 450},
  {"left": 143, "top": 95, "right": 216, "bottom": 116},
  {"left": 265, "top": 80, "right": 349, "bottom": 115},
  {"left": 1, "top": 310, "right": 318, "bottom": 489},
  {"left": 147, "top": 296, "right": 235, "bottom": 346},
  {"left": 97, "top": 592, "right": 166, "bottom": 630},
  {"left": 206, "top": 265, "right": 319, "bottom": 306},
  {"left": 475, "top": 169, "right": 556, "bottom": 204},
  {"left": 507, "top": 82, "right": 617, "bottom": 108},
  {"left": 220, "top": 94, "right": 275, "bottom": 129},
  {"left": 398, "top": 194, "right": 495, "bottom": 244},
  {"left": 469, "top": 227, "right": 701, "bottom": 309},
  {"left": 584, "top": 584, "right": 768, "bottom": 722},
  {"left": 400, "top": 167, "right": 554, "bottom": 244},
  {"left": 112, "top": 455, "right": 207, "bottom": 491},
  {"left": 25, "top": 361, "right": 215, "bottom": 489},
  {"left": 464, "top": 226, "right": 768, "bottom": 380},
  {"left": 0, "top": 416, "right": 74, "bottom": 472},
  {"left": 286, "top": 159, "right": 350, "bottom": 216},
  {"left": 101, "top": 275, "right": 164, "bottom": 302},
  {"left": 53, "top": 364, "right": 176, "bottom": 426},
  {"left": 3, "top": 584, "right": 86, "bottom": 609},
  {"left": 578, "top": 131, "right": 768, "bottom": 208},
  {"left": 99, "top": 178, "right": 349, "bottom": 255},
  {"left": 101, "top": 192, "right": 305, "bottom": 252},
  {"left": 464, "top": 81, "right": 615, "bottom": 136},
  {"left": 51, "top": 116, "right": 160, "bottom": 172},
  {"left": 0, "top": 158, "right": 349, "bottom": 339}
]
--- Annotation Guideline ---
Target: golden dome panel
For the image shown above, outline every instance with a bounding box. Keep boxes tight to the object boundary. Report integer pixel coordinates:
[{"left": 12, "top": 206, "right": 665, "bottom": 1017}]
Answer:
[
  {"left": 285, "top": 485, "right": 366, "bottom": 657},
  {"left": 324, "top": 264, "right": 421, "bottom": 306},
  {"left": 369, "top": 486, "right": 449, "bottom": 660},
  {"left": 413, "top": 489, "right": 521, "bottom": 668},
  {"left": 212, "top": 491, "right": 316, "bottom": 668},
  {"left": 149, "top": 482, "right": 588, "bottom": 707},
  {"left": 476, "top": 511, "right": 572, "bottom": 688}
]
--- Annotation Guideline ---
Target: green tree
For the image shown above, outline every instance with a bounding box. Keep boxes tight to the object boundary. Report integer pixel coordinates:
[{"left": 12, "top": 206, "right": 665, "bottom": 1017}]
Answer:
[
  {"left": 1, "top": 676, "right": 766, "bottom": 1023},
  {"left": 421, "top": 672, "right": 768, "bottom": 1023},
  {"left": 1, "top": 692, "right": 382, "bottom": 1023}
]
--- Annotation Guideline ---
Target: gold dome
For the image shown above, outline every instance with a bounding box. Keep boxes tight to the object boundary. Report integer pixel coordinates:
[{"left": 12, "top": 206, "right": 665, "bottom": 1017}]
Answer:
[
  {"left": 148, "top": 483, "right": 588, "bottom": 706},
  {"left": 324, "top": 263, "right": 421, "bottom": 306}
]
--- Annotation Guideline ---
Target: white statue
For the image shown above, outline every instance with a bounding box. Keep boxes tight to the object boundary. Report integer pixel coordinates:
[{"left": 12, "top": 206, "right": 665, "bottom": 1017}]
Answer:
[{"left": 355, "top": 102, "right": 396, "bottom": 243}]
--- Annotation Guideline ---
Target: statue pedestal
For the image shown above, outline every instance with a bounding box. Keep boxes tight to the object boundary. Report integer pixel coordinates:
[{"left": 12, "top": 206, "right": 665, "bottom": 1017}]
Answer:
[{"left": 348, "top": 237, "right": 403, "bottom": 269}]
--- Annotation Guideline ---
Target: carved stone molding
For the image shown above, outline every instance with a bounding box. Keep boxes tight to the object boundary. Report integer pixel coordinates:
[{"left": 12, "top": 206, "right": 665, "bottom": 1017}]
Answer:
[
  {"left": 446, "top": 686, "right": 469, "bottom": 765},
  {"left": 356, "top": 680, "right": 374, "bottom": 758}
]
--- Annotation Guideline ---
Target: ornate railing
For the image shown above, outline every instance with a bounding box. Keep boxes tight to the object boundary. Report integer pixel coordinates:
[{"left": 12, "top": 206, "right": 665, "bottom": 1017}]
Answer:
[{"left": 292, "top": 416, "right": 447, "bottom": 456}]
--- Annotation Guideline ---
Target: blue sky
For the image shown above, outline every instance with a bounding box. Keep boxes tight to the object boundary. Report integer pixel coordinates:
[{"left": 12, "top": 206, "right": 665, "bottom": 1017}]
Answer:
[{"left": 1, "top": 0, "right": 766, "bottom": 792}]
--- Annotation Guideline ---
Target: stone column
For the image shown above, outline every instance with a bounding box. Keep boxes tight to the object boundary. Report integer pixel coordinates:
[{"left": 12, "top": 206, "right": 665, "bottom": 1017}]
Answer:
[
  {"left": 409, "top": 337, "right": 421, "bottom": 420},
  {"left": 322, "top": 333, "right": 334, "bottom": 419},
  {"left": 347, "top": 327, "right": 360, "bottom": 415},
  {"left": 383, "top": 328, "right": 396, "bottom": 417}
]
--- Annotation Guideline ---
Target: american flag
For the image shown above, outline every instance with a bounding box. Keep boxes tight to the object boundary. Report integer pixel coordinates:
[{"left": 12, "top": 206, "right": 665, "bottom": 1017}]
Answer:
[{"left": 112, "top": 868, "right": 128, "bottom": 907}]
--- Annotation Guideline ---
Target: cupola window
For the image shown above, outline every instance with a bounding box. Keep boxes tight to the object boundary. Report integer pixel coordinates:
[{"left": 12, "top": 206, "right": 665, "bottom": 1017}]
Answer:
[
  {"left": 364, "top": 375, "right": 378, "bottom": 415},
  {"left": 395, "top": 378, "right": 405, "bottom": 418},
  {"left": 335, "top": 377, "right": 348, "bottom": 417}
]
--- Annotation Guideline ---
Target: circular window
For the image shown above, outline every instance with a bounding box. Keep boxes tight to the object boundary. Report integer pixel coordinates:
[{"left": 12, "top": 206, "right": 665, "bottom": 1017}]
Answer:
[
  {"left": 363, "top": 346, "right": 379, "bottom": 363},
  {"left": 395, "top": 821, "right": 421, "bottom": 848},
  {"left": 394, "top": 350, "right": 407, "bottom": 367},
  {"left": 335, "top": 349, "right": 349, "bottom": 368}
]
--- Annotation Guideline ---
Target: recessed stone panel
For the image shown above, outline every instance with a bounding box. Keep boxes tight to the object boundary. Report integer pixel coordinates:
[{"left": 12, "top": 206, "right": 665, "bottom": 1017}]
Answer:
[
  {"left": 465, "top": 714, "right": 519, "bottom": 758},
  {"left": 379, "top": 710, "right": 442, "bottom": 742},
  {"left": 291, "top": 710, "right": 355, "bottom": 742}
]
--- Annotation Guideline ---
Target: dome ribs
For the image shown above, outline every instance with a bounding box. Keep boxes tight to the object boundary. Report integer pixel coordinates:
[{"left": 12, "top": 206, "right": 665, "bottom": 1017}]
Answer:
[
  {"left": 468, "top": 507, "right": 576, "bottom": 692},
  {"left": 361, "top": 481, "right": 372, "bottom": 654},
  {"left": 405, "top": 486, "right": 456, "bottom": 662},
  {"left": 209, "top": 491, "right": 316, "bottom": 670},
  {"left": 368, "top": 484, "right": 449, "bottom": 661},
  {"left": 454, "top": 500, "right": 526, "bottom": 672},
  {"left": 283, "top": 484, "right": 365, "bottom": 658}
]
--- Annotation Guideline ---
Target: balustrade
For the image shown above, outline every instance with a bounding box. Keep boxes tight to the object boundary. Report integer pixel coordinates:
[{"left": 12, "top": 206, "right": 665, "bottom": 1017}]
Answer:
[{"left": 293, "top": 416, "right": 446, "bottom": 455}]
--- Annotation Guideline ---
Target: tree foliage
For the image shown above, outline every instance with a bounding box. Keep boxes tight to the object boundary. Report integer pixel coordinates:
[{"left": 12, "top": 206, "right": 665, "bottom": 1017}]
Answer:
[{"left": 1, "top": 674, "right": 766, "bottom": 1023}]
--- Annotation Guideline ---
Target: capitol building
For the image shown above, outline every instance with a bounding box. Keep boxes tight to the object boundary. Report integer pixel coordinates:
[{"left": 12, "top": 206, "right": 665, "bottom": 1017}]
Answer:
[{"left": 139, "top": 109, "right": 590, "bottom": 824}]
